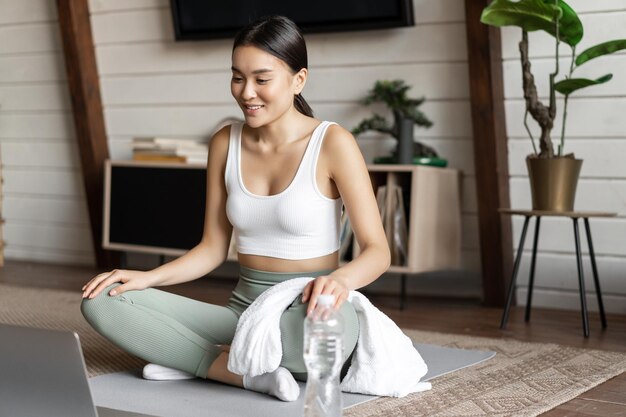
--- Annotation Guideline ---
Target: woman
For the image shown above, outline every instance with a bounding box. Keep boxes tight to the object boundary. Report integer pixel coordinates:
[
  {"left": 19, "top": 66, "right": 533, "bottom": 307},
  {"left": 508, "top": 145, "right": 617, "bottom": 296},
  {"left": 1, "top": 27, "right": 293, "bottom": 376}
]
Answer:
[{"left": 81, "top": 15, "right": 390, "bottom": 402}]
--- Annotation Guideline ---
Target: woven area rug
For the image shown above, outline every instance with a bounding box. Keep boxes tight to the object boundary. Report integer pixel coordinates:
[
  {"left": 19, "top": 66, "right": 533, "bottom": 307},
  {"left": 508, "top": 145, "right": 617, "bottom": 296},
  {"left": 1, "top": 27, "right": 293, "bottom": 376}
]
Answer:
[{"left": 1, "top": 283, "right": 624, "bottom": 417}]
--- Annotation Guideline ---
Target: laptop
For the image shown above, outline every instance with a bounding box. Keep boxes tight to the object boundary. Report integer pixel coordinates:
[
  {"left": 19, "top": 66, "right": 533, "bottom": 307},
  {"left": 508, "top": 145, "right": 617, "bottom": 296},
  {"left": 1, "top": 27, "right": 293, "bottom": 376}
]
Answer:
[{"left": 0, "top": 324, "right": 157, "bottom": 417}]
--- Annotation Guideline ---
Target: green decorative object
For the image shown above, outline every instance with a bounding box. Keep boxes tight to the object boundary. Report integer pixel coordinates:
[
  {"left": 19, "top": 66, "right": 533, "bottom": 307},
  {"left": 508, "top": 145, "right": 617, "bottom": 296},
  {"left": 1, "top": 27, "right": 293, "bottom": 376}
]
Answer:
[{"left": 373, "top": 156, "right": 448, "bottom": 168}]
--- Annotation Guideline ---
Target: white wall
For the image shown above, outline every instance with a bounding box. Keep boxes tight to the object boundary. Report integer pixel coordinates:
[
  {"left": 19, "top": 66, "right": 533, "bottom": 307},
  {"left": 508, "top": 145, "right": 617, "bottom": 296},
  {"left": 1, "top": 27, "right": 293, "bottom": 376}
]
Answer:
[
  {"left": 0, "top": 0, "right": 95, "bottom": 265},
  {"left": 501, "top": 0, "right": 626, "bottom": 314}
]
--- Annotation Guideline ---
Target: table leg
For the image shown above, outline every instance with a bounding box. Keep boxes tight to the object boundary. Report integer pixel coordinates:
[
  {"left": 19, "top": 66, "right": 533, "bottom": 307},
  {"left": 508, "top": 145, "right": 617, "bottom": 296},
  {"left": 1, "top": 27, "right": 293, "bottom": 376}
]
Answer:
[
  {"left": 500, "top": 215, "right": 531, "bottom": 329},
  {"left": 400, "top": 273, "right": 407, "bottom": 311},
  {"left": 584, "top": 218, "right": 607, "bottom": 329},
  {"left": 119, "top": 252, "right": 128, "bottom": 269},
  {"left": 525, "top": 216, "right": 541, "bottom": 322},
  {"left": 573, "top": 218, "right": 590, "bottom": 338}
]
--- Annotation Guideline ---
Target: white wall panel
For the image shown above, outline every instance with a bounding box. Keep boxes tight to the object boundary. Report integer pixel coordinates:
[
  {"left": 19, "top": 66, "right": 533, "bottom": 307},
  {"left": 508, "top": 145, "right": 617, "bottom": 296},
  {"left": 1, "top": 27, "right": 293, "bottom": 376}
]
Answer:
[
  {"left": 96, "top": 23, "right": 468, "bottom": 76},
  {"left": 0, "top": 22, "right": 60, "bottom": 54},
  {"left": 0, "top": 84, "right": 70, "bottom": 111},
  {"left": 511, "top": 216, "right": 626, "bottom": 257},
  {"left": 505, "top": 98, "right": 626, "bottom": 138},
  {"left": 91, "top": 8, "right": 172, "bottom": 45},
  {"left": 566, "top": 1, "right": 626, "bottom": 13},
  {"left": 4, "top": 222, "right": 93, "bottom": 252},
  {"left": 3, "top": 195, "right": 89, "bottom": 225},
  {"left": 101, "top": 72, "right": 232, "bottom": 105},
  {"left": 88, "top": 0, "right": 167, "bottom": 13},
  {"left": 0, "top": 113, "right": 74, "bottom": 139},
  {"left": 503, "top": 55, "right": 626, "bottom": 100},
  {"left": 514, "top": 252, "right": 626, "bottom": 295},
  {"left": 1, "top": 141, "right": 80, "bottom": 168},
  {"left": 108, "top": 138, "right": 133, "bottom": 161},
  {"left": 5, "top": 245, "right": 94, "bottom": 266},
  {"left": 103, "top": 101, "right": 472, "bottom": 139},
  {"left": 87, "top": 0, "right": 468, "bottom": 26},
  {"left": 0, "top": 54, "right": 66, "bottom": 83},
  {"left": 316, "top": 101, "right": 473, "bottom": 138},
  {"left": 0, "top": 0, "right": 58, "bottom": 25},
  {"left": 508, "top": 139, "right": 626, "bottom": 177},
  {"left": 3, "top": 169, "right": 84, "bottom": 197},
  {"left": 0, "top": 1, "right": 90, "bottom": 268},
  {"left": 101, "top": 62, "right": 470, "bottom": 106},
  {"left": 414, "top": 0, "right": 465, "bottom": 23}
]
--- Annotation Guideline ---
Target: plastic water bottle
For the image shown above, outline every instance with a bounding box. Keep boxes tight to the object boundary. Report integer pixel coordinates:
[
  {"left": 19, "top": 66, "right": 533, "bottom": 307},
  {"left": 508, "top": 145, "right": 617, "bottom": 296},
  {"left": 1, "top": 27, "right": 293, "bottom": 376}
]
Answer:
[{"left": 303, "top": 294, "right": 343, "bottom": 417}]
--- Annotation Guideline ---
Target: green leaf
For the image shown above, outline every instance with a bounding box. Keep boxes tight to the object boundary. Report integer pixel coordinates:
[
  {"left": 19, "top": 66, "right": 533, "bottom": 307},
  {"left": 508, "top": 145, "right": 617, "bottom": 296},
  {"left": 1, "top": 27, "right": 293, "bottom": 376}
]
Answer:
[
  {"left": 556, "top": 1, "right": 583, "bottom": 47},
  {"left": 351, "top": 114, "right": 395, "bottom": 136},
  {"left": 481, "top": 0, "right": 583, "bottom": 46},
  {"left": 554, "top": 74, "right": 613, "bottom": 95},
  {"left": 576, "top": 39, "right": 626, "bottom": 66}
]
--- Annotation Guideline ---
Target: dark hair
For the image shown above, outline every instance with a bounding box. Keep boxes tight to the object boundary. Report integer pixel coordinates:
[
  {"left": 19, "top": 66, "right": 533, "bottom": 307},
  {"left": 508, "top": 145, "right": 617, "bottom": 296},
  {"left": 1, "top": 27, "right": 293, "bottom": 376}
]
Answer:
[{"left": 233, "top": 16, "right": 313, "bottom": 117}]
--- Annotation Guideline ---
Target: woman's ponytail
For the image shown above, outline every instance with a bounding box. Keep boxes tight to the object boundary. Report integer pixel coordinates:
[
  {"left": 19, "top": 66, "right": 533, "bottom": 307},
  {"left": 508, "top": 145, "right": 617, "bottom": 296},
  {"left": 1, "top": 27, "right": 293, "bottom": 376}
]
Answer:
[{"left": 294, "top": 93, "right": 313, "bottom": 117}]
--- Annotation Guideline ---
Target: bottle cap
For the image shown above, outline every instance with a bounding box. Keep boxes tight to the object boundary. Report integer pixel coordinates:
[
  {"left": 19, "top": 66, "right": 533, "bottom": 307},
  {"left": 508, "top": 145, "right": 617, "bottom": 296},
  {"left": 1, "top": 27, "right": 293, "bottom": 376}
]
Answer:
[{"left": 317, "top": 294, "right": 335, "bottom": 306}]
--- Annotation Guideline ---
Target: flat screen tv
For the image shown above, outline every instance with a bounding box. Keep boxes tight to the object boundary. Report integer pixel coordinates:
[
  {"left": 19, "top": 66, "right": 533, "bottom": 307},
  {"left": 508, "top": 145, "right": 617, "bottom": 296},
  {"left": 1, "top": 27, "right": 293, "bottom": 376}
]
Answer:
[{"left": 170, "top": 0, "right": 415, "bottom": 41}]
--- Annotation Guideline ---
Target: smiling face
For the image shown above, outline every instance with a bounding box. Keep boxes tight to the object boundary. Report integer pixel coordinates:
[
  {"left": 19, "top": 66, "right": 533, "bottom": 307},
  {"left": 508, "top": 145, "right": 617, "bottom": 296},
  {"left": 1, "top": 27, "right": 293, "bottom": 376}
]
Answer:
[{"left": 231, "top": 45, "right": 306, "bottom": 128}]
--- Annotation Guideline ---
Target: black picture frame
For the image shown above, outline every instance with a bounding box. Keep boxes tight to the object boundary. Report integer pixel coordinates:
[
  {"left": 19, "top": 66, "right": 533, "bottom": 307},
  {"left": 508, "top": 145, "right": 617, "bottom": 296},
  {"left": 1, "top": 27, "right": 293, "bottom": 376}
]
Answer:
[{"left": 170, "top": 0, "right": 415, "bottom": 41}]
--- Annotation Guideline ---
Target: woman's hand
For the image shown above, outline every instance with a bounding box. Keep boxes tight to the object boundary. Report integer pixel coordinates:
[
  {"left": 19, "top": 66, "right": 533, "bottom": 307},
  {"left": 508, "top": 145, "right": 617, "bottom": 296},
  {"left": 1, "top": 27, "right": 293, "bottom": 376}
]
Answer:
[
  {"left": 301, "top": 275, "right": 350, "bottom": 316},
  {"left": 81, "top": 269, "right": 155, "bottom": 299}
]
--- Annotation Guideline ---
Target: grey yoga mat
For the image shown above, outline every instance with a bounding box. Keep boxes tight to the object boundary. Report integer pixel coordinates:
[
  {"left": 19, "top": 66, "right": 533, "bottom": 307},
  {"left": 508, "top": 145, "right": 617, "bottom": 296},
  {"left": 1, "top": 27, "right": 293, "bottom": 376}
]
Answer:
[{"left": 89, "top": 343, "right": 495, "bottom": 417}]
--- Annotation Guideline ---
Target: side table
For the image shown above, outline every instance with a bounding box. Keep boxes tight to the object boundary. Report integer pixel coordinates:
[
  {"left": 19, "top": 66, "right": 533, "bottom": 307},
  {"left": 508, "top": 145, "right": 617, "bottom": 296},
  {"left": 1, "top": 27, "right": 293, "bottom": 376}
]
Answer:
[{"left": 499, "top": 209, "right": 617, "bottom": 337}]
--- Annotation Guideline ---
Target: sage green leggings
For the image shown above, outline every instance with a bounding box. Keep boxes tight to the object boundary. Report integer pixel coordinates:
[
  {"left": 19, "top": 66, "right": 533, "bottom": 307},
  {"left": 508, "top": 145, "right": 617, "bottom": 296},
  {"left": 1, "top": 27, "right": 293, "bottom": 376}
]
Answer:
[{"left": 80, "top": 266, "right": 359, "bottom": 381}]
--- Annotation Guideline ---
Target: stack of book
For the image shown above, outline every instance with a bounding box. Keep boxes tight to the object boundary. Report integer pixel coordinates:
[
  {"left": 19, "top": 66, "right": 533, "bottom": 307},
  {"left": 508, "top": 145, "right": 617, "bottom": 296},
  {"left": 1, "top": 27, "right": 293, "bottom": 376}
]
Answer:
[{"left": 132, "top": 137, "right": 209, "bottom": 164}]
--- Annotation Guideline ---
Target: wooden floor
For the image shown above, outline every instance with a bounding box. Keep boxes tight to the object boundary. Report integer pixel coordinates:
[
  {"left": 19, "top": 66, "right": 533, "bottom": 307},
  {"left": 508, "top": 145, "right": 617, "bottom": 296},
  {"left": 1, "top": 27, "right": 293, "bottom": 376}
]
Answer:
[{"left": 1, "top": 260, "right": 624, "bottom": 416}]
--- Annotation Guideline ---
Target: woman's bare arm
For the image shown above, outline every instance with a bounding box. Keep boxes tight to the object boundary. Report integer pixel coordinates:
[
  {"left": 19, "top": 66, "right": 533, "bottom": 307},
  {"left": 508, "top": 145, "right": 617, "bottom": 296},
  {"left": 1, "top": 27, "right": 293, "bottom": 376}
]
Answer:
[
  {"left": 150, "top": 127, "right": 233, "bottom": 286},
  {"left": 302, "top": 124, "right": 391, "bottom": 312},
  {"left": 82, "top": 126, "right": 233, "bottom": 298}
]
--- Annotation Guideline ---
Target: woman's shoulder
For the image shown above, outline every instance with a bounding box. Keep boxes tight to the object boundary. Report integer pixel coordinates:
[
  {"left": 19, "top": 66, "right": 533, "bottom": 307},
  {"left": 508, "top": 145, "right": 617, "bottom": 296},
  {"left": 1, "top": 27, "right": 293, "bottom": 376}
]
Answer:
[
  {"left": 206, "top": 124, "right": 233, "bottom": 168},
  {"left": 318, "top": 122, "right": 364, "bottom": 173},
  {"left": 321, "top": 122, "right": 358, "bottom": 151},
  {"left": 209, "top": 124, "right": 233, "bottom": 148}
]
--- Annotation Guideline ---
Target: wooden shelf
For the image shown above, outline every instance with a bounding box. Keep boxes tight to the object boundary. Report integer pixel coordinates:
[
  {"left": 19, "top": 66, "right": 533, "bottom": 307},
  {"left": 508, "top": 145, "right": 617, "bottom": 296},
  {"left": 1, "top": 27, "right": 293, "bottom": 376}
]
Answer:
[
  {"left": 103, "top": 160, "right": 461, "bottom": 276},
  {"left": 342, "top": 164, "right": 462, "bottom": 274}
]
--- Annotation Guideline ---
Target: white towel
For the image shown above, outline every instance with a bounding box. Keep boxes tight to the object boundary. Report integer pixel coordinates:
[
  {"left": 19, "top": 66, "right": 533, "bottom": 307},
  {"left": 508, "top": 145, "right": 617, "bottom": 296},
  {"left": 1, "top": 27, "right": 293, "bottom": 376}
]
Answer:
[{"left": 227, "top": 277, "right": 431, "bottom": 397}]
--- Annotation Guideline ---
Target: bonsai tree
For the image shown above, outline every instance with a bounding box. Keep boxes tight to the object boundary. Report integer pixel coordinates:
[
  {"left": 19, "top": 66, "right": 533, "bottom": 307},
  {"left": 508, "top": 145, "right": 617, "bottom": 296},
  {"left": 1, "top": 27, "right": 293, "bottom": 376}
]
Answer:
[
  {"left": 351, "top": 80, "right": 437, "bottom": 159},
  {"left": 481, "top": 0, "right": 626, "bottom": 158}
]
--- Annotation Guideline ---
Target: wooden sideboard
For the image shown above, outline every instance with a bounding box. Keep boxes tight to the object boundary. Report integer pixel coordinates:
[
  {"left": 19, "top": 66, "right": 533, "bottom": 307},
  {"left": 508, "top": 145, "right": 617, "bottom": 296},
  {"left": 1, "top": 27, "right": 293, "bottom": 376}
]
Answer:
[{"left": 104, "top": 160, "right": 461, "bottom": 279}]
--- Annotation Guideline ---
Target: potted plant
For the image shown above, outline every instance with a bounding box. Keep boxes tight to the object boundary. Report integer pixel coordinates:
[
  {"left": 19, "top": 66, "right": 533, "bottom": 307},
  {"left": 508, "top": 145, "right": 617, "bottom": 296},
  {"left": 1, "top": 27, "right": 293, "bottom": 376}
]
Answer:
[
  {"left": 351, "top": 80, "right": 444, "bottom": 166},
  {"left": 481, "top": 0, "right": 626, "bottom": 211}
]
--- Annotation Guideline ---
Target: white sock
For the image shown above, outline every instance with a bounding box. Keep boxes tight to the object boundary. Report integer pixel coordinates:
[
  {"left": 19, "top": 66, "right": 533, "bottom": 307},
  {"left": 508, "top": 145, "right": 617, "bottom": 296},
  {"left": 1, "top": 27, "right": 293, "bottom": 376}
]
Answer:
[
  {"left": 142, "top": 363, "right": 196, "bottom": 380},
  {"left": 242, "top": 367, "right": 300, "bottom": 402}
]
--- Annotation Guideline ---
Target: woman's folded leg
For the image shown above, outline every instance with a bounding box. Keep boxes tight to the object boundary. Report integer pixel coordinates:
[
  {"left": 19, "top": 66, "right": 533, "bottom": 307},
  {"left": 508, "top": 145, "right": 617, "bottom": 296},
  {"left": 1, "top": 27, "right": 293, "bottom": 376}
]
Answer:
[{"left": 80, "top": 283, "right": 239, "bottom": 378}]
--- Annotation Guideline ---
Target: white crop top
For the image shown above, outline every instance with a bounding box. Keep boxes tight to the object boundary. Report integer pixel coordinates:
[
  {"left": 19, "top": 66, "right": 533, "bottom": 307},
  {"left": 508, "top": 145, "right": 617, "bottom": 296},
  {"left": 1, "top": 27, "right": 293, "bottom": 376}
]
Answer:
[{"left": 224, "top": 121, "right": 343, "bottom": 260}]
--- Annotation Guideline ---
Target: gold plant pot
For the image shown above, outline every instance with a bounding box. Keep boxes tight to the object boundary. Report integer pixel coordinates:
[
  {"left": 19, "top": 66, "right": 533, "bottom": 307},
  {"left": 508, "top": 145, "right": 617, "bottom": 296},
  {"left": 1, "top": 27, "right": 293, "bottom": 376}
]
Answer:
[{"left": 526, "top": 157, "right": 583, "bottom": 212}]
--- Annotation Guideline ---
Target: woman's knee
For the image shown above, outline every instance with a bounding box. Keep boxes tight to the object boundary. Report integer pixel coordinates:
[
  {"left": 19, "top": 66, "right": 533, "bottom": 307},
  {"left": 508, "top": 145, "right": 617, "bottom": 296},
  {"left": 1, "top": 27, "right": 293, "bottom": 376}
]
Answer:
[
  {"left": 279, "top": 298, "right": 359, "bottom": 373},
  {"left": 80, "top": 283, "right": 123, "bottom": 326}
]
